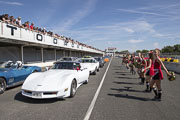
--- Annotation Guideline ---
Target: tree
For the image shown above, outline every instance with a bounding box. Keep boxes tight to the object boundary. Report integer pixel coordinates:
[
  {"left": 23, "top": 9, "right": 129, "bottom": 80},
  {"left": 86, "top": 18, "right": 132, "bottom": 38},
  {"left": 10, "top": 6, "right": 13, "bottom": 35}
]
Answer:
[
  {"left": 161, "top": 46, "right": 174, "bottom": 53},
  {"left": 136, "top": 50, "right": 141, "bottom": 53},
  {"left": 174, "top": 44, "right": 180, "bottom": 52},
  {"left": 141, "top": 49, "right": 149, "bottom": 53}
]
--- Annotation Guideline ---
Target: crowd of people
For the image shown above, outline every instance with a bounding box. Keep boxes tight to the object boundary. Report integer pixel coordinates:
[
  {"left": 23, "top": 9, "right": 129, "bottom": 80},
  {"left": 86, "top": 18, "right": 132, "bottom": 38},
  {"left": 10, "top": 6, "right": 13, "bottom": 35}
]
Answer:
[
  {"left": 122, "top": 49, "right": 175, "bottom": 101},
  {"left": 0, "top": 14, "right": 102, "bottom": 52}
]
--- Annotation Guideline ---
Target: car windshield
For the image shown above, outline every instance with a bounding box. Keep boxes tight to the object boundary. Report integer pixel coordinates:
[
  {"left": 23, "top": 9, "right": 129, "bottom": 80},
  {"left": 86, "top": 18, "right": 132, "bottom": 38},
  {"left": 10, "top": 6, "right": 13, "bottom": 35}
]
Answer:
[
  {"left": 0, "top": 61, "right": 15, "bottom": 68},
  {"left": 51, "top": 62, "right": 74, "bottom": 70},
  {"left": 80, "top": 59, "right": 95, "bottom": 63}
]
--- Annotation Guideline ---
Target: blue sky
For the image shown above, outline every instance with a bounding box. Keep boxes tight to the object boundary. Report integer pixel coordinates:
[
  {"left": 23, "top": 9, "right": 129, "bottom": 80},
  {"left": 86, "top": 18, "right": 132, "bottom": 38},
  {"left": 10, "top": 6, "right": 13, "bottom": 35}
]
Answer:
[{"left": 0, "top": 0, "right": 180, "bottom": 52}]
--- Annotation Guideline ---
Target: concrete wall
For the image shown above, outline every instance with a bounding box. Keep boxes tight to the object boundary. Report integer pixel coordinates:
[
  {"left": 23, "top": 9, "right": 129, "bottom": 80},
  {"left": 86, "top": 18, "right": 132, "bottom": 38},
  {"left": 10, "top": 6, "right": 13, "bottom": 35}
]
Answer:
[{"left": 164, "top": 62, "right": 180, "bottom": 73}]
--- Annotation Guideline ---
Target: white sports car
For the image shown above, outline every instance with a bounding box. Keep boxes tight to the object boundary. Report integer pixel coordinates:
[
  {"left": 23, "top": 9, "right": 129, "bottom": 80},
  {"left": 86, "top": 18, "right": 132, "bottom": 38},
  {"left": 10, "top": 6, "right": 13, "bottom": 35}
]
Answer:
[
  {"left": 21, "top": 61, "right": 89, "bottom": 99},
  {"left": 78, "top": 58, "right": 99, "bottom": 75}
]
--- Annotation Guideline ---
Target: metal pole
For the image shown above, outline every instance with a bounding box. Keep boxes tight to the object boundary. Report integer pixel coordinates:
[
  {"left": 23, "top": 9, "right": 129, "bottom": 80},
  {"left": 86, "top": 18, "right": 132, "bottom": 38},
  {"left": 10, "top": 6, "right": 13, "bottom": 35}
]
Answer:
[
  {"left": 41, "top": 48, "right": 44, "bottom": 62},
  {"left": 21, "top": 46, "right": 24, "bottom": 63},
  {"left": 55, "top": 49, "right": 56, "bottom": 61}
]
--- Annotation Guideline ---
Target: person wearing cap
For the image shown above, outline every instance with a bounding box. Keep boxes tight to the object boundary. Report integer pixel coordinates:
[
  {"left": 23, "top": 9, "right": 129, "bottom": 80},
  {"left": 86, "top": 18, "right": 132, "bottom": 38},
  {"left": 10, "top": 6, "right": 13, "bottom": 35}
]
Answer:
[{"left": 16, "top": 17, "right": 22, "bottom": 26}]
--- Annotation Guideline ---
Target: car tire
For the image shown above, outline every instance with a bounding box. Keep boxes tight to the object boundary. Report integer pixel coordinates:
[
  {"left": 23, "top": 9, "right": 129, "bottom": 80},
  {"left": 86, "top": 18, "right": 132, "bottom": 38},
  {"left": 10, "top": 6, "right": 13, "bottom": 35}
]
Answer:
[
  {"left": 93, "top": 69, "right": 96, "bottom": 75},
  {"left": 97, "top": 68, "right": 99, "bottom": 72},
  {"left": 70, "top": 80, "right": 77, "bottom": 98},
  {"left": 0, "top": 78, "right": 6, "bottom": 94}
]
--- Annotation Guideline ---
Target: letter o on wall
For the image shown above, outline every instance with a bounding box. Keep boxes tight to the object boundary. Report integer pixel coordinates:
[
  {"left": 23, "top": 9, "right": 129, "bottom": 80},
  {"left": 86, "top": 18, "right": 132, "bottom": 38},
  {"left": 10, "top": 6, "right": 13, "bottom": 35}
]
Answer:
[
  {"left": 36, "top": 34, "right": 43, "bottom": 41},
  {"left": 53, "top": 38, "right": 57, "bottom": 44}
]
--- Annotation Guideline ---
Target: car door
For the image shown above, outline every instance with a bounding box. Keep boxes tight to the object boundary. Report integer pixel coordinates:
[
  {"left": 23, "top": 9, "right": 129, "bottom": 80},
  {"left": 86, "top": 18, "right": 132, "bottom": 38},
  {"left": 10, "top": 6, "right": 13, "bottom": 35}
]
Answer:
[{"left": 12, "top": 67, "right": 30, "bottom": 83}]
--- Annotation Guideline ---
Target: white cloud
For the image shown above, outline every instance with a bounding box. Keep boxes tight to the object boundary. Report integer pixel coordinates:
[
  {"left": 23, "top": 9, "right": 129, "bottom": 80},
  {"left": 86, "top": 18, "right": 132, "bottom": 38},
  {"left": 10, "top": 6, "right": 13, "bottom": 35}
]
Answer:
[
  {"left": 153, "top": 42, "right": 159, "bottom": 48},
  {"left": 123, "top": 28, "right": 134, "bottom": 33},
  {"left": 117, "top": 8, "right": 171, "bottom": 17},
  {"left": 0, "top": 1, "right": 23, "bottom": 5},
  {"left": 128, "top": 39, "right": 144, "bottom": 43},
  {"left": 56, "top": 0, "right": 98, "bottom": 32}
]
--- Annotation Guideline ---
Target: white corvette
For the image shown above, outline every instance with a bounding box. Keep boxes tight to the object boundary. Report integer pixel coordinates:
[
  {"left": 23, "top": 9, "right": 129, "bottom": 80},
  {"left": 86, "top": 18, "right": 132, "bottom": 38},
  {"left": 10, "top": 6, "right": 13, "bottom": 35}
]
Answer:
[
  {"left": 78, "top": 58, "right": 99, "bottom": 75},
  {"left": 21, "top": 61, "right": 89, "bottom": 99}
]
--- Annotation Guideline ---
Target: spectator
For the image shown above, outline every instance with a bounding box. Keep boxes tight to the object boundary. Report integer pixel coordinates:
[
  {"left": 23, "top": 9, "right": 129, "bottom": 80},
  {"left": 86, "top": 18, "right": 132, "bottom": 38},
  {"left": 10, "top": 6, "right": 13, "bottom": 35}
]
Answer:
[
  {"left": 9, "top": 16, "right": 16, "bottom": 25},
  {"left": 25, "top": 21, "right": 30, "bottom": 29},
  {"left": 1, "top": 14, "right": 10, "bottom": 23},
  {"left": 42, "top": 27, "right": 46, "bottom": 34},
  {"left": 30, "top": 22, "right": 34, "bottom": 30},
  {"left": 16, "top": 17, "right": 22, "bottom": 26}
]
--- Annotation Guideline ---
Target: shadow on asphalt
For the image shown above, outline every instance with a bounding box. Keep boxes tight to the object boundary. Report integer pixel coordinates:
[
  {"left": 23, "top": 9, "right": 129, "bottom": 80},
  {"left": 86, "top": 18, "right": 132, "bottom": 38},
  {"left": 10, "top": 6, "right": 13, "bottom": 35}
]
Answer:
[
  {"left": 115, "top": 76, "right": 137, "bottom": 79},
  {"left": 111, "top": 87, "right": 145, "bottom": 93},
  {"left": 115, "top": 71, "right": 130, "bottom": 74},
  {"left": 108, "top": 93, "right": 151, "bottom": 101},
  {"left": 14, "top": 92, "right": 65, "bottom": 104},
  {"left": 113, "top": 81, "right": 139, "bottom": 85}
]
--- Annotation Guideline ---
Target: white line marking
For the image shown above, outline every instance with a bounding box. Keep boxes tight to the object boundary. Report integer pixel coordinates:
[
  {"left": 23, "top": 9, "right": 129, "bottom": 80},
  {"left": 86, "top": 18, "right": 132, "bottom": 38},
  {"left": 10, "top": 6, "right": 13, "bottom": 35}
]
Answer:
[{"left": 84, "top": 58, "right": 112, "bottom": 120}]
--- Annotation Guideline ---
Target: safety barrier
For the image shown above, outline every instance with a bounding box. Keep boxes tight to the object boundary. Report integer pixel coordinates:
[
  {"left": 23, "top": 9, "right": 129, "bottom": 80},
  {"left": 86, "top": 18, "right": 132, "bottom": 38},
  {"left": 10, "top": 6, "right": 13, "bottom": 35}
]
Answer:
[
  {"left": 160, "top": 58, "right": 179, "bottom": 63},
  {"left": 164, "top": 62, "right": 180, "bottom": 73}
]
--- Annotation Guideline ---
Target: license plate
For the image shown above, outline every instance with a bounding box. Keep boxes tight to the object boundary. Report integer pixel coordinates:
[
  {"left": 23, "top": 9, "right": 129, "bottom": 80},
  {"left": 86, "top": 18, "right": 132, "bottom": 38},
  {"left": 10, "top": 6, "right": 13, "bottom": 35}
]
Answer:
[{"left": 33, "top": 92, "right": 42, "bottom": 97}]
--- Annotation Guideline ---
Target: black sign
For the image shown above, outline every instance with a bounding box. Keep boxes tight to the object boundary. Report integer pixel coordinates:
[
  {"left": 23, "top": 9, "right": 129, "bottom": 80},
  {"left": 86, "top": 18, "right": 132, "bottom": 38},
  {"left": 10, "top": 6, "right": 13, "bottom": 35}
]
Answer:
[
  {"left": 64, "top": 41, "right": 68, "bottom": 46},
  {"left": 53, "top": 38, "right": 57, "bottom": 44},
  {"left": 36, "top": 34, "right": 43, "bottom": 41},
  {"left": 7, "top": 25, "right": 17, "bottom": 36}
]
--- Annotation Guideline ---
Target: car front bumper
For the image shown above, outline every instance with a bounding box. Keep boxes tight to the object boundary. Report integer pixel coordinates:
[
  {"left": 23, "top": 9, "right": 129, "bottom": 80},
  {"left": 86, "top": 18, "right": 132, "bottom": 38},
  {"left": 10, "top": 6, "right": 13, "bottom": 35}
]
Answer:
[{"left": 22, "top": 90, "right": 66, "bottom": 99}]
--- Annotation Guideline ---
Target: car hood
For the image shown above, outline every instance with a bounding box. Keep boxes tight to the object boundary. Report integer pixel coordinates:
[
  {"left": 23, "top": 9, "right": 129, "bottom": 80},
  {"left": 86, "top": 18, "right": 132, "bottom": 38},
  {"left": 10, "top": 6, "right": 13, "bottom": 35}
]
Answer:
[{"left": 22, "top": 69, "right": 74, "bottom": 91}]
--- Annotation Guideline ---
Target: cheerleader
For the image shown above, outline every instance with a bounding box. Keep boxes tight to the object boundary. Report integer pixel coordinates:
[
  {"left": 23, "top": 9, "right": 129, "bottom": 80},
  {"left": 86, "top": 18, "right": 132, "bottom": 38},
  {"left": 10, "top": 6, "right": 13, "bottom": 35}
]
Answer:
[
  {"left": 150, "top": 49, "right": 171, "bottom": 100},
  {"left": 139, "top": 53, "right": 147, "bottom": 84},
  {"left": 142, "top": 51, "right": 154, "bottom": 91}
]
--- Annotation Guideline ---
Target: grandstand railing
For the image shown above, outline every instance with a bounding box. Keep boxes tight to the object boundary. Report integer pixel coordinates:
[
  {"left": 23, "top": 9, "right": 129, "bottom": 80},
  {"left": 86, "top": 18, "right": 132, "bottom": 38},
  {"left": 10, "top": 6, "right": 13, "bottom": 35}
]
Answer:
[{"left": 0, "top": 21, "right": 103, "bottom": 54}]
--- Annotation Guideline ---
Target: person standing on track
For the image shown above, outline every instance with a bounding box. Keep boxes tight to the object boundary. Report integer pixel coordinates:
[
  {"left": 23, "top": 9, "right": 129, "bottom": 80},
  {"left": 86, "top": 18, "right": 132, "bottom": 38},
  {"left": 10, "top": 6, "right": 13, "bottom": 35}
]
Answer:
[
  {"left": 137, "top": 53, "right": 142, "bottom": 79},
  {"left": 150, "top": 49, "right": 171, "bottom": 100},
  {"left": 122, "top": 54, "right": 126, "bottom": 66},
  {"left": 142, "top": 51, "right": 154, "bottom": 91},
  {"left": 129, "top": 54, "right": 136, "bottom": 75},
  {"left": 139, "top": 53, "right": 147, "bottom": 84},
  {"left": 125, "top": 54, "right": 130, "bottom": 69}
]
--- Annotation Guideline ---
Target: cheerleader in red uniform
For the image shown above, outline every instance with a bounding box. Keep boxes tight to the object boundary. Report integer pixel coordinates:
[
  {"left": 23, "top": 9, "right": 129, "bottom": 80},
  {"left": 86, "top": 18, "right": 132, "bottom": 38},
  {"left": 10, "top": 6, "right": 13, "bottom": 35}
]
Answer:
[
  {"left": 137, "top": 53, "right": 142, "bottom": 78},
  {"left": 142, "top": 51, "right": 154, "bottom": 91},
  {"left": 139, "top": 53, "right": 147, "bottom": 84},
  {"left": 150, "top": 49, "right": 171, "bottom": 100}
]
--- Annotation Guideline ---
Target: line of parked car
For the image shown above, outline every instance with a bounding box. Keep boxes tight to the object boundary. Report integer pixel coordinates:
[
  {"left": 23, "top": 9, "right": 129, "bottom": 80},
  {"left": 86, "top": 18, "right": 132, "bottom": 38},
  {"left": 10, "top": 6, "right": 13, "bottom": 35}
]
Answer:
[{"left": 0, "top": 56, "right": 106, "bottom": 99}]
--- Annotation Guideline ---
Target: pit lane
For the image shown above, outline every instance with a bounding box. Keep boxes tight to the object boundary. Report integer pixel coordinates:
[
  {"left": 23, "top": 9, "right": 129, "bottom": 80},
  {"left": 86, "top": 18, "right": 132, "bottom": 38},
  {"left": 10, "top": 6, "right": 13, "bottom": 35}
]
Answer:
[{"left": 0, "top": 58, "right": 180, "bottom": 120}]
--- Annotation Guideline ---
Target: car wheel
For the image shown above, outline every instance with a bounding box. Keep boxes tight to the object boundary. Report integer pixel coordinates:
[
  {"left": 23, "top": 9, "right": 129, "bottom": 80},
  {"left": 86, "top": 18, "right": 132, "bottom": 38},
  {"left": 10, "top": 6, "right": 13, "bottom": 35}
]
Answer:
[
  {"left": 93, "top": 70, "right": 96, "bottom": 75},
  {"left": 97, "top": 68, "right": 99, "bottom": 72},
  {"left": 70, "top": 80, "right": 77, "bottom": 98},
  {"left": 0, "top": 78, "right": 6, "bottom": 94}
]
